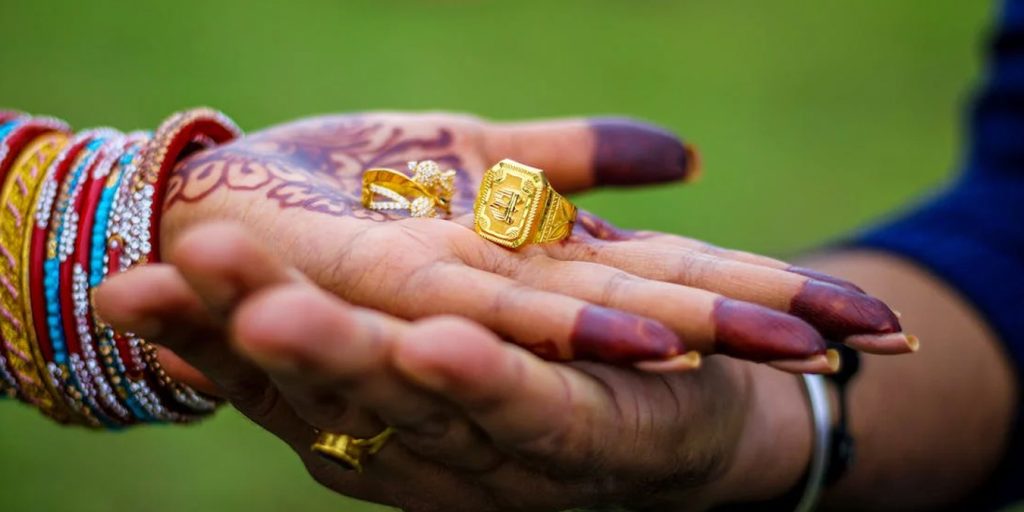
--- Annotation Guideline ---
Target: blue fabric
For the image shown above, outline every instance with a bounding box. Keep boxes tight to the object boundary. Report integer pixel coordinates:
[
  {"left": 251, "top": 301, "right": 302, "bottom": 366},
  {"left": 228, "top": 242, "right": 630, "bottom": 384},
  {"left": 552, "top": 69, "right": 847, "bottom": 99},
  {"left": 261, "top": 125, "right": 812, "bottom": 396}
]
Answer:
[{"left": 854, "top": 1, "right": 1024, "bottom": 507}]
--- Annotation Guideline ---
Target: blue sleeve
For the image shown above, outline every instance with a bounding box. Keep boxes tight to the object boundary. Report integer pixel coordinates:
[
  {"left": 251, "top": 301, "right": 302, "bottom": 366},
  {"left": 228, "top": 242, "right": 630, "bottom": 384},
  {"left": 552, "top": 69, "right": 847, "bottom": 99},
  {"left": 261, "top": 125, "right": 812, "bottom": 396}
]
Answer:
[{"left": 853, "top": 1, "right": 1024, "bottom": 507}]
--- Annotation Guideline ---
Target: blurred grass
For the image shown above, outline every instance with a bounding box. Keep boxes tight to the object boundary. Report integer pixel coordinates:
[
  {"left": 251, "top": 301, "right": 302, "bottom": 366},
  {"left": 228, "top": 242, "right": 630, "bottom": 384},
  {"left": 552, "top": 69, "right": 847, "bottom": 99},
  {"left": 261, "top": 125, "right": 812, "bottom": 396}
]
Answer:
[{"left": 0, "top": 0, "right": 1003, "bottom": 510}]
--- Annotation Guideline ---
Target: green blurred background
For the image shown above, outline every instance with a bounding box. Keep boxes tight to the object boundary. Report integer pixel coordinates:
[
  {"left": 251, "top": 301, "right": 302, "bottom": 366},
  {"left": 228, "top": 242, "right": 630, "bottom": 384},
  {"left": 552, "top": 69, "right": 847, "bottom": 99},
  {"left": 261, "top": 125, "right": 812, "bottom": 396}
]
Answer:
[{"left": 0, "top": 0, "right": 1009, "bottom": 510}]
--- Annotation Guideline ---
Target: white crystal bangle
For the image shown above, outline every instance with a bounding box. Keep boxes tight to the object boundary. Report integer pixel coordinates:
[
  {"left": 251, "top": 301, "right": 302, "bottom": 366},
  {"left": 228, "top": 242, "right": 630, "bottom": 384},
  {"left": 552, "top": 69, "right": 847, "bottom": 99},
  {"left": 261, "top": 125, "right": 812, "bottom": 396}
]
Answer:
[{"left": 794, "top": 374, "right": 832, "bottom": 512}]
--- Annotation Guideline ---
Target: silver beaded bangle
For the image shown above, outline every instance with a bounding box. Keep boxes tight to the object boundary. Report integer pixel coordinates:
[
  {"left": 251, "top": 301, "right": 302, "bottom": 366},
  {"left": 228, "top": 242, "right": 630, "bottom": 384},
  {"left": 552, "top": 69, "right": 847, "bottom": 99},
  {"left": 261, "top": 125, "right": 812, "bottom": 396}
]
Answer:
[{"left": 794, "top": 374, "right": 832, "bottom": 512}]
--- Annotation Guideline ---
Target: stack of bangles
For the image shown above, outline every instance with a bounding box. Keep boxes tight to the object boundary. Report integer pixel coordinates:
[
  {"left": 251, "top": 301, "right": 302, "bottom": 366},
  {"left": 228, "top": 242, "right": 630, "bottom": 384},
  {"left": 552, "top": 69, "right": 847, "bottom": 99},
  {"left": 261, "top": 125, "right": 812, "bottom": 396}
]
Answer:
[{"left": 0, "top": 108, "right": 241, "bottom": 428}]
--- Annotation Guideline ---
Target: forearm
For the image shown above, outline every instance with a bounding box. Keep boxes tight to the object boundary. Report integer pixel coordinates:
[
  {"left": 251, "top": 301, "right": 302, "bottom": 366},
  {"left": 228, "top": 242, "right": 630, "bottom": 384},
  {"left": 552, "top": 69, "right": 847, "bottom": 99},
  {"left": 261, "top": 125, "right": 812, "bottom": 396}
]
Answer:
[{"left": 803, "top": 250, "right": 1018, "bottom": 510}]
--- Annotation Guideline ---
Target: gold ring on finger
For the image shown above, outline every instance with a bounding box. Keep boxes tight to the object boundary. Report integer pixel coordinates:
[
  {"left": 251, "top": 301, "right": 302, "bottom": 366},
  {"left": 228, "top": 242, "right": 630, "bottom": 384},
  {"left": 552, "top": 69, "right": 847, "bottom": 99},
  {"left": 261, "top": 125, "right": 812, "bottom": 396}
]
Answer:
[
  {"left": 473, "top": 159, "right": 577, "bottom": 249},
  {"left": 311, "top": 427, "right": 397, "bottom": 473}
]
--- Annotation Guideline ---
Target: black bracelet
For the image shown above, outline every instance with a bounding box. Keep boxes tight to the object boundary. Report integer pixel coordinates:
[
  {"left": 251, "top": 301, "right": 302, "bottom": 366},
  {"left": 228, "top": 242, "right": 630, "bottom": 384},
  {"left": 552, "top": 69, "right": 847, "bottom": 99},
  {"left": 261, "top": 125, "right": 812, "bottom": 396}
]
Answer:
[{"left": 824, "top": 343, "right": 861, "bottom": 485}]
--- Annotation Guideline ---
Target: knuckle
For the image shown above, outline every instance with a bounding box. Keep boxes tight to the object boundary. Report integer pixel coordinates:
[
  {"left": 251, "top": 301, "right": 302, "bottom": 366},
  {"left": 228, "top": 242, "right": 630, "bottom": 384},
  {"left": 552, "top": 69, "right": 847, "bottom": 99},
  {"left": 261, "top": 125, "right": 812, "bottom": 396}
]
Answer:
[
  {"left": 677, "top": 251, "right": 720, "bottom": 287},
  {"left": 552, "top": 237, "right": 602, "bottom": 262},
  {"left": 296, "top": 389, "right": 349, "bottom": 428},
  {"left": 512, "top": 373, "right": 602, "bottom": 473},
  {"left": 598, "top": 270, "right": 636, "bottom": 307},
  {"left": 171, "top": 222, "right": 253, "bottom": 269},
  {"left": 487, "top": 280, "right": 532, "bottom": 320}
]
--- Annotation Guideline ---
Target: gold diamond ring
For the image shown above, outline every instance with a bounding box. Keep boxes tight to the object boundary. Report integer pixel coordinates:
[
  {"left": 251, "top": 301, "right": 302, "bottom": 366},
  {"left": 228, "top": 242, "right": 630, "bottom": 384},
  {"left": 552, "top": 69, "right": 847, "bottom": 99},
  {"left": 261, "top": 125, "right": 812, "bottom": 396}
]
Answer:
[
  {"left": 474, "top": 159, "right": 577, "bottom": 249},
  {"left": 311, "top": 427, "right": 396, "bottom": 473},
  {"left": 361, "top": 160, "right": 455, "bottom": 218}
]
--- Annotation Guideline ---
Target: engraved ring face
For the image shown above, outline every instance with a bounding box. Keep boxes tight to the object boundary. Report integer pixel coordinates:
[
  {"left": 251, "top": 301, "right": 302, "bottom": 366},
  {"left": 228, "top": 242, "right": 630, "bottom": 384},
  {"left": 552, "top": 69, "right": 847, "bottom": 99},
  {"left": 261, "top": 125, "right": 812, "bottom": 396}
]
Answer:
[{"left": 474, "top": 159, "right": 548, "bottom": 248}]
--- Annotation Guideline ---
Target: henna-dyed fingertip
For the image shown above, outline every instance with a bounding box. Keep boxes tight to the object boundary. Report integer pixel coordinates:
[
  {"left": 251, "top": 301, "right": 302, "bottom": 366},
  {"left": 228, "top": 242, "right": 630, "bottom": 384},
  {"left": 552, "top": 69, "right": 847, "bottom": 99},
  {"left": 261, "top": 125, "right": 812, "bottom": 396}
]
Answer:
[
  {"left": 590, "top": 118, "right": 694, "bottom": 186},
  {"left": 571, "top": 306, "right": 686, "bottom": 363},
  {"left": 790, "top": 280, "right": 901, "bottom": 338},
  {"left": 635, "top": 351, "right": 702, "bottom": 373},
  {"left": 844, "top": 332, "right": 918, "bottom": 355},
  {"left": 768, "top": 349, "right": 840, "bottom": 375},
  {"left": 713, "top": 298, "right": 826, "bottom": 361}
]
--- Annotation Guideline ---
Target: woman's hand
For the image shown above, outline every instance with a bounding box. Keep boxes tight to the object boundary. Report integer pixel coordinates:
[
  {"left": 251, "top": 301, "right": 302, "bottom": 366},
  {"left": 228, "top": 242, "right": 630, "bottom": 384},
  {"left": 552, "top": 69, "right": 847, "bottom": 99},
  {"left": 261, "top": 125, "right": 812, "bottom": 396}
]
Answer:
[
  {"left": 157, "top": 112, "right": 914, "bottom": 374},
  {"left": 96, "top": 223, "right": 817, "bottom": 512}
]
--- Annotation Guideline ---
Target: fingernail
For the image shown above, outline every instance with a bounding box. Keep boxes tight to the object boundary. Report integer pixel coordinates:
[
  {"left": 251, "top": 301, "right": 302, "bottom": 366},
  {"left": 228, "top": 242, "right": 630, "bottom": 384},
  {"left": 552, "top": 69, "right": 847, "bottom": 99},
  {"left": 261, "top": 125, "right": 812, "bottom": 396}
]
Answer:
[
  {"left": 768, "top": 348, "right": 841, "bottom": 374},
  {"left": 790, "top": 280, "right": 901, "bottom": 338},
  {"left": 590, "top": 118, "right": 696, "bottom": 186},
  {"left": 636, "top": 351, "right": 702, "bottom": 373},
  {"left": 570, "top": 305, "right": 686, "bottom": 363},
  {"left": 683, "top": 144, "right": 702, "bottom": 182},
  {"left": 785, "top": 266, "right": 866, "bottom": 293},
  {"left": 844, "top": 332, "right": 919, "bottom": 355},
  {"left": 713, "top": 298, "right": 826, "bottom": 361}
]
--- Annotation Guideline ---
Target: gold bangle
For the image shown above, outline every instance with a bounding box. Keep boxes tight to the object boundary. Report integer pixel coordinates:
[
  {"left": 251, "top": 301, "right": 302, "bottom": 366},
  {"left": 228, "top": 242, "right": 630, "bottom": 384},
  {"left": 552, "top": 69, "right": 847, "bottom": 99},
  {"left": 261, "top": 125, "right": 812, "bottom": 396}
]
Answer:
[{"left": 0, "top": 132, "right": 73, "bottom": 421}]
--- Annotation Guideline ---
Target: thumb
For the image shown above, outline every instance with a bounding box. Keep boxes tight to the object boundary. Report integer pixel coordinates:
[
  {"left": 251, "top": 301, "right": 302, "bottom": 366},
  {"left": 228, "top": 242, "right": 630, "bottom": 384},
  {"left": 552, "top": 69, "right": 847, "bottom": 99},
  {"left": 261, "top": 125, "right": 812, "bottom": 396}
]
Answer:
[{"left": 481, "top": 117, "right": 700, "bottom": 193}]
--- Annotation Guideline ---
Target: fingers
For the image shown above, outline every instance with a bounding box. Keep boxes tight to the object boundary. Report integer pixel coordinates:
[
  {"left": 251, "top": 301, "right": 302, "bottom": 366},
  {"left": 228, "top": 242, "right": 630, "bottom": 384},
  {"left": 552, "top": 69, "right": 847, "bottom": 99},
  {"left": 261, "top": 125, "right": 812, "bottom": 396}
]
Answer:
[
  {"left": 102, "top": 223, "right": 498, "bottom": 508},
  {"left": 397, "top": 261, "right": 688, "bottom": 367},
  {"left": 481, "top": 117, "right": 699, "bottom": 193},
  {"left": 231, "top": 283, "right": 506, "bottom": 473},
  {"left": 576, "top": 211, "right": 866, "bottom": 293},
  {"left": 148, "top": 224, "right": 487, "bottom": 504},
  {"left": 166, "top": 222, "right": 298, "bottom": 316},
  {"left": 170, "top": 222, "right": 500, "bottom": 476},
  {"left": 97, "top": 225, "right": 312, "bottom": 441},
  {"left": 501, "top": 256, "right": 829, "bottom": 366},
  {"left": 543, "top": 236, "right": 914, "bottom": 354},
  {"left": 95, "top": 264, "right": 319, "bottom": 454},
  {"left": 154, "top": 345, "right": 218, "bottom": 396},
  {"left": 392, "top": 316, "right": 622, "bottom": 471},
  {"left": 95, "top": 265, "right": 267, "bottom": 406}
]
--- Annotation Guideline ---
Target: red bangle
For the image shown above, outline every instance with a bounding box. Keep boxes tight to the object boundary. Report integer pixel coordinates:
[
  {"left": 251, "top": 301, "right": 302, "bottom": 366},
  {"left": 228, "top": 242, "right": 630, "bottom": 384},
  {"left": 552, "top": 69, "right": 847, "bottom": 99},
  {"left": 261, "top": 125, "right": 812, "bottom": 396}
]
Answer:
[
  {"left": 29, "top": 133, "right": 97, "bottom": 366},
  {"left": 135, "top": 108, "right": 241, "bottom": 264},
  {"left": 70, "top": 136, "right": 134, "bottom": 424},
  {"left": 0, "top": 111, "right": 25, "bottom": 125},
  {"left": 56, "top": 136, "right": 125, "bottom": 426}
]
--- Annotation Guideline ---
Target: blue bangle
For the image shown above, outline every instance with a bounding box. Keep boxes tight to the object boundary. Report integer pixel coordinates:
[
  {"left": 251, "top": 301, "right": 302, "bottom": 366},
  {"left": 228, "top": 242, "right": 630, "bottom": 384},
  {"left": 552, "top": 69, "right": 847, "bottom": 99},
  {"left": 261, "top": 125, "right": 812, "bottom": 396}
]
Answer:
[
  {"left": 44, "top": 133, "right": 116, "bottom": 427},
  {"left": 90, "top": 135, "right": 157, "bottom": 423}
]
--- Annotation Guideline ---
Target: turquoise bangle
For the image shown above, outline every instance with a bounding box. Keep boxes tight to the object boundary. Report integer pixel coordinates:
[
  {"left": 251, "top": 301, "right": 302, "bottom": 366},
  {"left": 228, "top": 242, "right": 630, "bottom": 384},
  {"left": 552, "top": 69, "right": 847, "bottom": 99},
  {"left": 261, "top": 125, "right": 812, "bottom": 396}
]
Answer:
[
  {"left": 44, "top": 134, "right": 117, "bottom": 427},
  {"left": 90, "top": 135, "right": 156, "bottom": 423},
  {"left": 72, "top": 136, "right": 136, "bottom": 426}
]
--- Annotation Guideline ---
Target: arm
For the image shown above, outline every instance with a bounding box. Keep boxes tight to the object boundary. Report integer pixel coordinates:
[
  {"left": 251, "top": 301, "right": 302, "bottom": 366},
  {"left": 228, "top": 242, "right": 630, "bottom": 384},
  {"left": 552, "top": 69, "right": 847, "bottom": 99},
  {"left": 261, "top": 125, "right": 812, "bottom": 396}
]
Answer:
[{"left": 806, "top": 250, "right": 1018, "bottom": 510}]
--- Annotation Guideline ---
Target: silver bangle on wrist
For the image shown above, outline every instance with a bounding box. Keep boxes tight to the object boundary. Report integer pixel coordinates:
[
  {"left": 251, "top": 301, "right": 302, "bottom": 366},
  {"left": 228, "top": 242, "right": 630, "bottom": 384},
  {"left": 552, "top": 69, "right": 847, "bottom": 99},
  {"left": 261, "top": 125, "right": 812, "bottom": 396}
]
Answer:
[{"left": 794, "top": 374, "right": 832, "bottom": 512}]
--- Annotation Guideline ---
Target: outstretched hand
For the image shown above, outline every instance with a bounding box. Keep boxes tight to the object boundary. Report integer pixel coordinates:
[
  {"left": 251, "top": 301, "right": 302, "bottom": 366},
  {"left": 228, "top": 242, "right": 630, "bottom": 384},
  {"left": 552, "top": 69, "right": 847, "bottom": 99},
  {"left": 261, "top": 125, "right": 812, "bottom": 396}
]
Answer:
[
  {"left": 96, "top": 223, "right": 817, "bottom": 512},
  {"left": 155, "top": 112, "right": 913, "bottom": 381}
]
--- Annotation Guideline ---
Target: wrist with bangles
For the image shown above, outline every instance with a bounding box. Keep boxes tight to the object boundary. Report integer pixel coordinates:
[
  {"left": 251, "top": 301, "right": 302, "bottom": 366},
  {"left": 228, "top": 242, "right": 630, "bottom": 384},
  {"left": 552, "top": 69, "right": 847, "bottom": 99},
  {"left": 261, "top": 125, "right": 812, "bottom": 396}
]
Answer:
[{"left": 0, "top": 108, "right": 240, "bottom": 428}]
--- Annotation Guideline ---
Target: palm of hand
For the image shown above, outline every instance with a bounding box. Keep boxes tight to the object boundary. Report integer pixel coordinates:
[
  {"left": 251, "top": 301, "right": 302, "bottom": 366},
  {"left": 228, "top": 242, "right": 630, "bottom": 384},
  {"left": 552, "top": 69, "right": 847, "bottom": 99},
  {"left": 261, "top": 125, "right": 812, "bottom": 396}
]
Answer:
[{"left": 166, "top": 113, "right": 481, "bottom": 220}]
